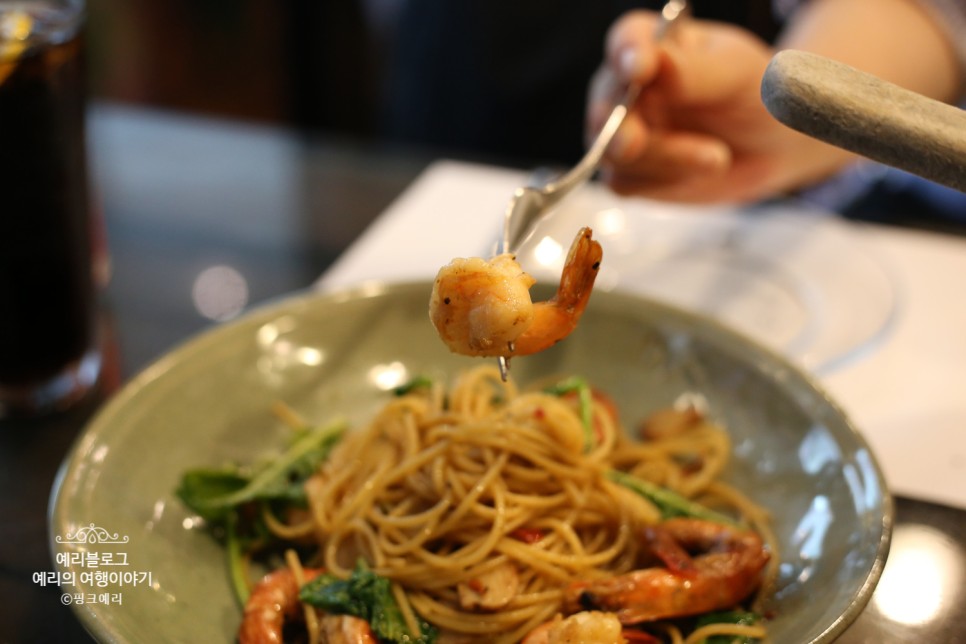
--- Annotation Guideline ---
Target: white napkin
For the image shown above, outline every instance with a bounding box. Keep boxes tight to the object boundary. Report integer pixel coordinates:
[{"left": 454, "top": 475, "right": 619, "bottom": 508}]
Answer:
[{"left": 315, "top": 160, "right": 528, "bottom": 291}]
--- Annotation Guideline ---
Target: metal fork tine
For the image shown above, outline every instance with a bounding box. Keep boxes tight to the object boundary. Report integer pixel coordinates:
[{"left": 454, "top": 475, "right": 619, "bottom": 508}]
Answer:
[{"left": 498, "top": 355, "right": 510, "bottom": 381}]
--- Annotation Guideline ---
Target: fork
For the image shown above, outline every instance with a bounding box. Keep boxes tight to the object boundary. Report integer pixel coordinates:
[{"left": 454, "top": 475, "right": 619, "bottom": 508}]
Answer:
[
  {"left": 499, "top": 0, "right": 689, "bottom": 256},
  {"left": 497, "top": 0, "right": 688, "bottom": 380}
]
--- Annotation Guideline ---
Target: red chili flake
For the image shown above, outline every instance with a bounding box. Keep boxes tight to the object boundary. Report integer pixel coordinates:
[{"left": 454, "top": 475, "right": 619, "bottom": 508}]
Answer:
[
  {"left": 510, "top": 527, "right": 545, "bottom": 544},
  {"left": 533, "top": 407, "right": 545, "bottom": 420},
  {"left": 466, "top": 578, "right": 486, "bottom": 594}
]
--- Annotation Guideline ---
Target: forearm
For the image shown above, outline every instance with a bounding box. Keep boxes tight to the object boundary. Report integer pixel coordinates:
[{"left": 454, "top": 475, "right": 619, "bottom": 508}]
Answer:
[
  {"left": 762, "top": 0, "right": 963, "bottom": 191},
  {"left": 777, "top": 0, "right": 962, "bottom": 103},
  {"left": 592, "top": 1, "right": 965, "bottom": 202}
]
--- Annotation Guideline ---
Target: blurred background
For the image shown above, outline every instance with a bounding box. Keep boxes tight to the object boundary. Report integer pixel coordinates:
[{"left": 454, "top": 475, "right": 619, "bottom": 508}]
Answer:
[
  {"left": 83, "top": 0, "right": 782, "bottom": 167},
  {"left": 83, "top": 0, "right": 964, "bottom": 231}
]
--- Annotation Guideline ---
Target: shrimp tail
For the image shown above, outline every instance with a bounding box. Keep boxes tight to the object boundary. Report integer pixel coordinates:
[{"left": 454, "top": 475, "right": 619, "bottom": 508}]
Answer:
[
  {"left": 554, "top": 227, "right": 603, "bottom": 312},
  {"left": 563, "top": 518, "right": 769, "bottom": 624},
  {"left": 511, "top": 227, "right": 602, "bottom": 355},
  {"left": 239, "top": 567, "right": 325, "bottom": 644}
]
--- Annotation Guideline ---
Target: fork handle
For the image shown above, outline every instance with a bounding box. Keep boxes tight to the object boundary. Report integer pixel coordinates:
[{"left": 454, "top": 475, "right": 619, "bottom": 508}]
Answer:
[
  {"left": 542, "top": 1, "right": 687, "bottom": 208},
  {"left": 761, "top": 49, "right": 966, "bottom": 192}
]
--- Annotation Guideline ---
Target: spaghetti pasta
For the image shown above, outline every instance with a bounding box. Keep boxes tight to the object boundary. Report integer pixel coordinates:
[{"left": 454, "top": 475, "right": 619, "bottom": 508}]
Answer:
[{"left": 239, "top": 364, "right": 777, "bottom": 643}]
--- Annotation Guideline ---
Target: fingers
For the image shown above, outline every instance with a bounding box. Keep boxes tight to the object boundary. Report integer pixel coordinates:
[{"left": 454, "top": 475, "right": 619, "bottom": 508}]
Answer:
[
  {"left": 657, "top": 23, "right": 772, "bottom": 106},
  {"left": 605, "top": 10, "right": 664, "bottom": 86},
  {"left": 586, "top": 10, "right": 666, "bottom": 135},
  {"left": 588, "top": 9, "right": 699, "bottom": 163},
  {"left": 586, "top": 11, "right": 671, "bottom": 159},
  {"left": 589, "top": 73, "right": 732, "bottom": 189},
  {"left": 600, "top": 129, "right": 732, "bottom": 196},
  {"left": 604, "top": 13, "right": 770, "bottom": 107},
  {"left": 584, "top": 9, "right": 780, "bottom": 203}
]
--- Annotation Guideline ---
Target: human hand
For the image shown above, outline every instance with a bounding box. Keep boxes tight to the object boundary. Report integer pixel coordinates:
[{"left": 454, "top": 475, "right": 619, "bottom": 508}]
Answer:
[{"left": 587, "top": 11, "right": 848, "bottom": 203}]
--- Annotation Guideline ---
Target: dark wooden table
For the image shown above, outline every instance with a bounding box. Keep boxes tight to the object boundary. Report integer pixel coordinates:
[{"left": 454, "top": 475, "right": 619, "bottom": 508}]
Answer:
[{"left": 1, "top": 103, "right": 963, "bottom": 643}]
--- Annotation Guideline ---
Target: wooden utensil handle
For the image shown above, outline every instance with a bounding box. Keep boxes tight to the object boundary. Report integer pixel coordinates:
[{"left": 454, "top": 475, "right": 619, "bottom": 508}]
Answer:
[{"left": 761, "top": 49, "right": 966, "bottom": 192}]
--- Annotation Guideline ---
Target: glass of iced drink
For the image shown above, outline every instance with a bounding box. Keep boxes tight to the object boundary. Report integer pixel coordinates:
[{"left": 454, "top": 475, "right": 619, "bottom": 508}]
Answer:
[{"left": 0, "top": 0, "right": 100, "bottom": 417}]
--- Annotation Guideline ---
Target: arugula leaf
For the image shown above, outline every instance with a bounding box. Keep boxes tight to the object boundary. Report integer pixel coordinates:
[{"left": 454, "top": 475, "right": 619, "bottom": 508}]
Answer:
[
  {"left": 300, "top": 562, "right": 437, "bottom": 643},
  {"left": 176, "top": 420, "right": 346, "bottom": 519},
  {"left": 176, "top": 417, "right": 348, "bottom": 611},
  {"left": 176, "top": 469, "right": 250, "bottom": 522},
  {"left": 607, "top": 469, "right": 738, "bottom": 525}
]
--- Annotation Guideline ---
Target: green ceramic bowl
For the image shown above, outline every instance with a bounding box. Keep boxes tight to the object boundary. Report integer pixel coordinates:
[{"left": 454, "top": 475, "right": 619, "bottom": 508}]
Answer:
[{"left": 49, "top": 281, "right": 892, "bottom": 643}]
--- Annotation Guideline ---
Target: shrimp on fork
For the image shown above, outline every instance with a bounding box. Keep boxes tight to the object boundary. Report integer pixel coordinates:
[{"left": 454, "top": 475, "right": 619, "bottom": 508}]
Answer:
[{"left": 429, "top": 227, "right": 602, "bottom": 358}]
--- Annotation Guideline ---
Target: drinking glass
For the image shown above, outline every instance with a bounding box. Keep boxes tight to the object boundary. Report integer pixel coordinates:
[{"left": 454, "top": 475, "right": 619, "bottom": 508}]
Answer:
[{"left": 0, "top": 0, "right": 101, "bottom": 416}]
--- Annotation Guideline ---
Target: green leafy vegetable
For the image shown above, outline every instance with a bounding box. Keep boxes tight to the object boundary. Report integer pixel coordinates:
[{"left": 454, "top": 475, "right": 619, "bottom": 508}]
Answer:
[
  {"left": 176, "top": 419, "right": 347, "bottom": 607},
  {"left": 300, "top": 562, "right": 437, "bottom": 643},
  {"left": 607, "top": 469, "right": 738, "bottom": 525},
  {"left": 544, "top": 376, "right": 594, "bottom": 451},
  {"left": 695, "top": 610, "right": 762, "bottom": 643},
  {"left": 176, "top": 420, "right": 346, "bottom": 519},
  {"left": 393, "top": 375, "right": 434, "bottom": 396},
  {"left": 176, "top": 469, "right": 250, "bottom": 523},
  {"left": 224, "top": 512, "right": 251, "bottom": 604}
]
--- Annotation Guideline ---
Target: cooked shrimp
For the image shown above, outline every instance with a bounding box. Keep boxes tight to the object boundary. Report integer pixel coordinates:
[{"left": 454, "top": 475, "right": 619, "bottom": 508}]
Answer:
[
  {"left": 320, "top": 614, "right": 377, "bottom": 644},
  {"left": 238, "top": 567, "right": 326, "bottom": 644},
  {"left": 429, "top": 227, "right": 602, "bottom": 357},
  {"left": 430, "top": 252, "right": 535, "bottom": 355},
  {"left": 522, "top": 611, "right": 627, "bottom": 644},
  {"left": 562, "top": 518, "right": 769, "bottom": 624}
]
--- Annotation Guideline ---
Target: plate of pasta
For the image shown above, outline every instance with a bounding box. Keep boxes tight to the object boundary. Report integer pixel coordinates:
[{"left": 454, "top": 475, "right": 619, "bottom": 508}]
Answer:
[{"left": 49, "top": 281, "right": 891, "bottom": 643}]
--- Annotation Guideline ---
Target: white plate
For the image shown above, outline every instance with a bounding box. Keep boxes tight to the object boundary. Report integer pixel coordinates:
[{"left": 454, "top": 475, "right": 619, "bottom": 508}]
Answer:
[{"left": 517, "top": 185, "right": 899, "bottom": 374}]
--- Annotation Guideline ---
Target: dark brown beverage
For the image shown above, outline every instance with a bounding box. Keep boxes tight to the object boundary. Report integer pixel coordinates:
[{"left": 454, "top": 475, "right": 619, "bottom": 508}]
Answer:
[{"left": 0, "top": 3, "right": 99, "bottom": 413}]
